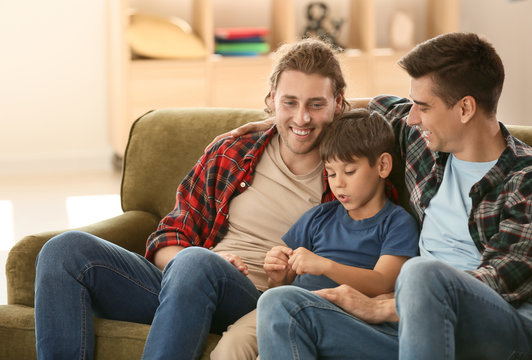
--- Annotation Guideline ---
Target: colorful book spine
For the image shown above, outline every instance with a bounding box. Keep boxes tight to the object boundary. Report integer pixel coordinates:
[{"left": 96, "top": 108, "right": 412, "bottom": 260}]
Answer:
[{"left": 214, "top": 27, "right": 270, "bottom": 56}]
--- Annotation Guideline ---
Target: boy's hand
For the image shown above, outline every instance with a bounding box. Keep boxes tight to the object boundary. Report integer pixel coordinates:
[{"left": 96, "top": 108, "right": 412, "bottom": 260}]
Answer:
[
  {"left": 288, "top": 247, "right": 331, "bottom": 276},
  {"left": 219, "top": 253, "right": 249, "bottom": 275},
  {"left": 264, "top": 246, "right": 293, "bottom": 285}
]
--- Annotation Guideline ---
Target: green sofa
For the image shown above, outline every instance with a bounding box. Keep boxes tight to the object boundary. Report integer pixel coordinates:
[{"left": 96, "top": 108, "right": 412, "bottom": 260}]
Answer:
[{"left": 1, "top": 106, "right": 531, "bottom": 359}]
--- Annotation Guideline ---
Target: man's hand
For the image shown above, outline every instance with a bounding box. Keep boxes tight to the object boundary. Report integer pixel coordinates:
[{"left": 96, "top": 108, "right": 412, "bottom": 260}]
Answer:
[
  {"left": 288, "top": 247, "right": 331, "bottom": 276},
  {"left": 205, "top": 118, "right": 275, "bottom": 151},
  {"left": 219, "top": 253, "right": 249, "bottom": 275},
  {"left": 313, "top": 285, "right": 399, "bottom": 324},
  {"left": 263, "top": 246, "right": 295, "bottom": 286}
]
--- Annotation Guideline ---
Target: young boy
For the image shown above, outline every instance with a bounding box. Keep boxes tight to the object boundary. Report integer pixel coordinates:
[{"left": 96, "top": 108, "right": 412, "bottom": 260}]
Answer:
[
  {"left": 212, "top": 108, "right": 419, "bottom": 359},
  {"left": 264, "top": 108, "right": 419, "bottom": 295}
]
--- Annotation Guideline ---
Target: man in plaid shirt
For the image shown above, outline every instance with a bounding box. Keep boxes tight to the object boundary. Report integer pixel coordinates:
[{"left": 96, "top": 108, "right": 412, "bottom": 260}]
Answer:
[
  {"left": 34, "top": 39, "right": 347, "bottom": 359},
  {"left": 257, "top": 33, "right": 532, "bottom": 359}
]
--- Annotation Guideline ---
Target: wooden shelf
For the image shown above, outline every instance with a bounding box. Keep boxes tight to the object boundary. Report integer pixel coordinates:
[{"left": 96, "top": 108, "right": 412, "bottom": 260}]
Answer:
[{"left": 107, "top": 0, "right": 459, "bottom": 154}]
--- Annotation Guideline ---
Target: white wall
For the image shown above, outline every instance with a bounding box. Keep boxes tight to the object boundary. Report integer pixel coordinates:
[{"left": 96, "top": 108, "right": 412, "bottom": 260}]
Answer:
[
  {"left": 0, "top": 0, "right": 110, "bottom": 174},
  {"left": 460, "top": 0, "right": 532, "bottom": 126},
  {"left": 0, "top": 0, "right": 530, "bottom": 174}
]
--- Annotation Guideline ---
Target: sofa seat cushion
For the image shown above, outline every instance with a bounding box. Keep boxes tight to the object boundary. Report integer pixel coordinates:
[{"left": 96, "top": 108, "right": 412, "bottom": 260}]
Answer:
[{"left": 0, "top": 304, "right": 221, "bottom": 360}]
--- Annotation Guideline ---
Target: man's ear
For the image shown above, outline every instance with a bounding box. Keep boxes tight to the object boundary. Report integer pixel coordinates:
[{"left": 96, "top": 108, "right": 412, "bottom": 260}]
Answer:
[
  {"left": 459, "top": 95, "right": 476, "bottom": 124},
  {"left": 378, "top": 153, "right": 393, "bottom": 179},
  {"left": 269, "top": 89, "right": 276, "bottom": 111},
  {"left": 334, "top": 90, "right": 345, "bottom": 115}
]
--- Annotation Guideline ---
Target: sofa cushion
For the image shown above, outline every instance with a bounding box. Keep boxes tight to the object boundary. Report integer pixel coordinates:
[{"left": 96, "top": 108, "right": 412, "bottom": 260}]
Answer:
[{"left": 0, "top": 305, "right": 221, "bottom": 360}]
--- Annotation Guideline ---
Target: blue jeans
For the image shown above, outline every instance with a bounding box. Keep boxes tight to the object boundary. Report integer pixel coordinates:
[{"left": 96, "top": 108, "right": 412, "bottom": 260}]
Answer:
[
  {"left": 257, "top": 257, "right": 532, "bottom": 360},
  {"left": 35, "top": 231, "right": 261, "bottom": 360}
]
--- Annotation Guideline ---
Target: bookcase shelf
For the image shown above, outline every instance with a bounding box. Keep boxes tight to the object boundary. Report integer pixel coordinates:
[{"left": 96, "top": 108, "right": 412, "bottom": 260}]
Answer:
[{"left": 108, "top": 0, "right": 459, "bottom": 155}]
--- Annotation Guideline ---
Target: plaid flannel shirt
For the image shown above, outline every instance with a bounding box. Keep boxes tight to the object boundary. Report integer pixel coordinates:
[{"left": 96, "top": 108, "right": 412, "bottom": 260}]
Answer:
[
  {"left": 369, "top": 95, "right": 532, "bottom": 305},
  {"left": 145, "top": 126, "right": 334, "bottom": 263}
]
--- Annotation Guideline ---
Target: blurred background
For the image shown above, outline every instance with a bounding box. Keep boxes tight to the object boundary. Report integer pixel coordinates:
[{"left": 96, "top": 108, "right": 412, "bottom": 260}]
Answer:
[{"left": 0, "top": 0, "right": 531, "bottom": 304}]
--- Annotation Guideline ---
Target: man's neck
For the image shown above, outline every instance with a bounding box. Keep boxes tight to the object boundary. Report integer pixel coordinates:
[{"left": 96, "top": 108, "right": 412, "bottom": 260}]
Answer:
[
  {"left": 453, "top": 118, "right": 506, "bottom": 162},
  {"left": 278, "top": 137, "right": 322, "bottom": 176}
]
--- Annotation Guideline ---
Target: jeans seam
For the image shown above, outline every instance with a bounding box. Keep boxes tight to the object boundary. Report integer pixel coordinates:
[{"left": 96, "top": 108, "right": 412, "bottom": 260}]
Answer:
[
  {"left": 80, "top": 288, "right": 87, "bottom": 360},
  {"left": 77, "top": 262, "right": 160, "bottom": 296},
  {"left": 289, "top": 317, "right": 301, "bottom": 360}
]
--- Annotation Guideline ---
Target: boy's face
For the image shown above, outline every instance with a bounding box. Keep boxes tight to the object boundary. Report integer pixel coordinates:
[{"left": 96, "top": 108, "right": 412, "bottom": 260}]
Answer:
[
  {"left": 325, "top": 156, "right": 387, "bottom": 220},
  {"left": 406, "top": 75, "right": 464, "bottom": 154},
  {"left": 271, "top": 70, "right": 342, "bottom": 160}
]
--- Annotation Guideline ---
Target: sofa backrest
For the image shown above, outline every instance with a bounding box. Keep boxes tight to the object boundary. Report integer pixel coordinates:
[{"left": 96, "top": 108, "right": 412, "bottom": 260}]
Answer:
[
  {"left": 122, "top": 107, "right": 532, "bottom": 221},
  {"left": 122, "top": 108, "right": 268, "bottom": 219}
]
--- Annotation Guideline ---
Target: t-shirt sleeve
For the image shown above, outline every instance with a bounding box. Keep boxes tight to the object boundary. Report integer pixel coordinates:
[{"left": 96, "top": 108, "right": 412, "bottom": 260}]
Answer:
[
  {"left": 380, "top": 207, "right": 420, "bottom": 258},
  {"left": 282, "top": 204, "right": 324, "bottom": 250}
]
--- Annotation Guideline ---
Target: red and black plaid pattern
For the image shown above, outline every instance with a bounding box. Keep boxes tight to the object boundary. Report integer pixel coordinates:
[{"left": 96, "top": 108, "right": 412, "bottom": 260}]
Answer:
[{"left": 145, "top": 126, "right": 334, "bottom": 262}]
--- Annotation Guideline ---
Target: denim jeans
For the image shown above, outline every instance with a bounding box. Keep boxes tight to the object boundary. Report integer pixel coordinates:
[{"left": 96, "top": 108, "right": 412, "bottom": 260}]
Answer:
[
  {"left": 35, "top": 231, "right": 261, "bottom": 360},
  {"left": 257, "top": 257, "right": 532, "bottom": 360}
]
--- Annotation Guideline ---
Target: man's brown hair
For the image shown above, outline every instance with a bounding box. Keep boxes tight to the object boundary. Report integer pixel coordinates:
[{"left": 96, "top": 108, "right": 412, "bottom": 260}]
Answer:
[
  {"left": 398, "top": 32, "right": 504, "bottom": 116},
  {"left": 265, "top": 38, "right": 349, "bottom": 114},
  {"left": 320, "top": 109, "right": 394, "bottom": 167}
]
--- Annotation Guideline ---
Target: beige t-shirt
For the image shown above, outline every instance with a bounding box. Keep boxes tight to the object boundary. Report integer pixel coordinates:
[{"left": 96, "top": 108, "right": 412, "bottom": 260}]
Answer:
[{"left": 213, "top": 134, "right": 324, "bottom": 291}]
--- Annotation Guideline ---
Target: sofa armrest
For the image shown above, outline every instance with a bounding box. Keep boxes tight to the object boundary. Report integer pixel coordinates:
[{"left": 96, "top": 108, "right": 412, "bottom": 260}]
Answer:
[{"left": 6, "top": 210, "right": 160, "bottom": 307}]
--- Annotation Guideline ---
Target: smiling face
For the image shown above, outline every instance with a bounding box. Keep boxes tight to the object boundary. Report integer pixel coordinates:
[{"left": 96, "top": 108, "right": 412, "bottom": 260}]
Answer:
[
  {"left": 325, "top": 155, "right": 390, "bottom": 220},
  {"left": 406, "top": 75, "right": 466, "bottom": 154},
  {"left": 271, "top": 70, "right": 342, "bottom": 170}
]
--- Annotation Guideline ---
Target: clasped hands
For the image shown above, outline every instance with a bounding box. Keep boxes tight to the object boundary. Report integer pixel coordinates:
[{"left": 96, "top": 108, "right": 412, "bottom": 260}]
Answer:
[
  {"left": 264, "top": 245, "right": 398, "bottom": 324},
  {"left": 263, "top": 245, "right": 330, "bottom": 285}
]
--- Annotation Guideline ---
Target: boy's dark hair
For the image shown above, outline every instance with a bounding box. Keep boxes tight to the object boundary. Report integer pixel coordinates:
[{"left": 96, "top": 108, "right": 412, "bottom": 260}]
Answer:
[
  {"left": 398, "top": 32, "right": 504, "bottom": 116},
  {"left": 320, "top": 108, "right": 394, "bottom": 166},
  {"left": 265, "top": 38, "right": 350, "bottom": 114}
]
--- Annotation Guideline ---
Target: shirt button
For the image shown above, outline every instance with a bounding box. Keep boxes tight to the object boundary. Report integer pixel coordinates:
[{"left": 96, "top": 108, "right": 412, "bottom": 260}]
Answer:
[{"left": 240, "top": 182, "right": 246, "bottom": 188}]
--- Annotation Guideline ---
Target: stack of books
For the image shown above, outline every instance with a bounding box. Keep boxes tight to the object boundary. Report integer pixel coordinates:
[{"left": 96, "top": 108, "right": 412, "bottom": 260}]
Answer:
[{"left": 214, "top": 27, "right": 270, "bottom": 56}]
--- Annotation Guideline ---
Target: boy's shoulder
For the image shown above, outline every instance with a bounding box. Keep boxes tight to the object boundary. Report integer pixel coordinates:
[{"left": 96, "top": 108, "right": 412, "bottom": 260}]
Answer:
[
  {"left": 381, "top": 200, "right": 419, "bottom": 229},
  {"left": 299, "top": 200, "right": 342, "bottom": 223}
]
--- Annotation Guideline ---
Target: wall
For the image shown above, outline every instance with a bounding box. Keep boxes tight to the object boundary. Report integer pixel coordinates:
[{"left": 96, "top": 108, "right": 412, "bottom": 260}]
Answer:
[
  {"left": 460, "top": 0, "right": 532, "bottom": 126},
  {"left": 0, "top": 0, "right": 530, "bottom": 174},
  {"left": 0, "top": 0, "right": 109, "bottom": 174}
]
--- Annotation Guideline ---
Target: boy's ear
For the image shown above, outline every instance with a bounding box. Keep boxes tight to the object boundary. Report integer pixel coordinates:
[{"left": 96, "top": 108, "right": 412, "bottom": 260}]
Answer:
[{"left": 378, "top": 153, "right": 393, "bottom": 179}]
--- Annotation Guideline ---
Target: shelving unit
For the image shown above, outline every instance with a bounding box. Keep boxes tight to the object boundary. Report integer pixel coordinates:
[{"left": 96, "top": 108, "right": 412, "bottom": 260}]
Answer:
[{"left": 107, "top": 0, "right": 459, "bottom": 155}]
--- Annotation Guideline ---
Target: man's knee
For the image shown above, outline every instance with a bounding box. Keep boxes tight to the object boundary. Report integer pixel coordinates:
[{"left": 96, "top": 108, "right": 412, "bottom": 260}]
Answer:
[
  {"left": 396, "top": 257, "right": 457, "bottom": 310},
  {"left": 37, "top": 231, "right": 100, "bottom": 273},
  {"left": 164, "top": 247, "right": 217, "bottom": 276},
  {"left": 162, "top": 247, "right": 233, "bottom": 291},
  {"left": 397, "top": 257, "right": 451, "bottom": 289}
]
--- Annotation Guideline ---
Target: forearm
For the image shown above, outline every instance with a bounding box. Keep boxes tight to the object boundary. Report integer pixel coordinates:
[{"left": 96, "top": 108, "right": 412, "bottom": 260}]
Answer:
[
  {"left": 153, "top": 245, "right": 185, "bottom": 271},
  {"left": 324, "top": 261, "right": 396, "bottom": 297}
]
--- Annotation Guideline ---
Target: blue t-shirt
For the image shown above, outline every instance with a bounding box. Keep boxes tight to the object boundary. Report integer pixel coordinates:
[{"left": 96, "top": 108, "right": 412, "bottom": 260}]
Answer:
[
  {"left": 282, "top": 199, "right": 419, "bottom": 291},
  {"left": 419, "top": 154, "right": 497, "bottom": 271}
]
